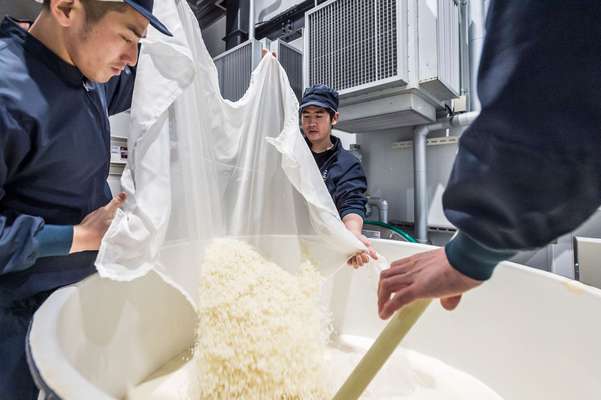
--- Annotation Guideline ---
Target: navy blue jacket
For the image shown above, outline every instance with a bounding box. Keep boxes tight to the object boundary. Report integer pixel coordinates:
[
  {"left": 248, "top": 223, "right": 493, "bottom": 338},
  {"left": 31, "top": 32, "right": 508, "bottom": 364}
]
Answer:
[
  {"left": 310, "top": 135, "right": 367, "bottom": 220},
  {"left": 0, "top": 17, "right": 135, "bottom": 305},
  {"left": 443, "top": 1, "right": 601, "bottom": 280}
]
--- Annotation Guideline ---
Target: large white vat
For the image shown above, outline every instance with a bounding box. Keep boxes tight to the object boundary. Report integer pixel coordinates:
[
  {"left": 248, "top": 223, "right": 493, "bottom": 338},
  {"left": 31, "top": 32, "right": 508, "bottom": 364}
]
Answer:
[{"left": 28, "top": 239, "right": 601, "bottom": 399}]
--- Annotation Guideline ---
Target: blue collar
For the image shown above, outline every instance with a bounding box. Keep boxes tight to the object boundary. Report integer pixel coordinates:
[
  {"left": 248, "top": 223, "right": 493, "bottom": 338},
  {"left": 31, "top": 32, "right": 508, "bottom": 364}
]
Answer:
[{"left": 1, "top": 17, "right": 87, "bottom": 88}]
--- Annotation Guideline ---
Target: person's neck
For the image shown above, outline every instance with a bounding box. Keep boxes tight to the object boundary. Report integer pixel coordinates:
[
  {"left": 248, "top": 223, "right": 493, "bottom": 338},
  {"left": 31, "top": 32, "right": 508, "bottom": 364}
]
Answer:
[
  {"left": 28, "top": 12, "right": 75, "bottom": 66},
  {"left": 311, "top": 136, "right": 334, "bottom": 153}
]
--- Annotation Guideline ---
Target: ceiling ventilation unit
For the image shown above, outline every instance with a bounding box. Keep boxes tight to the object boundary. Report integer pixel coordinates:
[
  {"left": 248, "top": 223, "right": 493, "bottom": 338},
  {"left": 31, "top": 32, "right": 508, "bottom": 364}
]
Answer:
[{"left": 304, "top": 0, "right": 461, "bottom": 132}]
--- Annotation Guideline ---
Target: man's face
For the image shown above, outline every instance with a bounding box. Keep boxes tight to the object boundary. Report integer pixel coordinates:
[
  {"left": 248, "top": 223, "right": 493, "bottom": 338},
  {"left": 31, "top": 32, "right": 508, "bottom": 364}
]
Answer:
[
  {"left": 301, "top": 106, "right": 339, "bottom": 144},
  {"left": 64, "top": 2, "right": 148, "bottom": 83}
]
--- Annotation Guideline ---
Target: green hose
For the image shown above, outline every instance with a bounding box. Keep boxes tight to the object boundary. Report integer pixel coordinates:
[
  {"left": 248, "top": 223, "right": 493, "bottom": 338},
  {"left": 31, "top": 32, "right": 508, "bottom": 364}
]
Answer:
[{"left": 364, "top": 220, "right": 417, "bottom": 243}]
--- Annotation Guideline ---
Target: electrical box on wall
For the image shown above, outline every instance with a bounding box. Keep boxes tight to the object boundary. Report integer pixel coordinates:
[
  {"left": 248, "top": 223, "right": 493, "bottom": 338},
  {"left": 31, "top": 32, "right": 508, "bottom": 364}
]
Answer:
[{"left": 304, "top": 0, "right": 462, "bottom": 132}]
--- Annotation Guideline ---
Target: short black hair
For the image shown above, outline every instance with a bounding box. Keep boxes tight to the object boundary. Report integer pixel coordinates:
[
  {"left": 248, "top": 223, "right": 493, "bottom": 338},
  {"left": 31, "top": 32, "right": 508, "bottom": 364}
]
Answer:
[{"left": 43, "top": 0, "right": 128, "bottom": 23}]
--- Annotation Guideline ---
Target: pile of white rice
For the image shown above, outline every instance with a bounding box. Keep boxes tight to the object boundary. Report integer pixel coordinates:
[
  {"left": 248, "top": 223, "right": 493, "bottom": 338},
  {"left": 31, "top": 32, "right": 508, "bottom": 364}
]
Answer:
[
  {"left": 194, "top": 238, "right": 330, "bottom": 400},
  {"left": 127, "top": 238, "right": 504, "bottom": 400}
]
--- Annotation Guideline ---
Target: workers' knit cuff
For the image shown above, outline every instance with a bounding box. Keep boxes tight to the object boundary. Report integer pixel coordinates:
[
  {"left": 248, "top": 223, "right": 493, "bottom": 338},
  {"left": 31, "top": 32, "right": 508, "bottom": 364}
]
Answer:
[
  {"left": 445, "top": 231, "right": 516, "bottom": 281},
  {"left": 36, "top": 225, "right": 73, "bottom": 258},
  {"left": 340, "top": 208, "right": 366, "bottom": 220}
]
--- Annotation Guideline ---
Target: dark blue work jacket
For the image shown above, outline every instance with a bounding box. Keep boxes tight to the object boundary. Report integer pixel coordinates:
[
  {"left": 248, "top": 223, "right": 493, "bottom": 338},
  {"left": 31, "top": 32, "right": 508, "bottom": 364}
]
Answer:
[
  {"left": 0, "top": 17, "right": 135, "bottom": 305},
  {"left": 310, "top": 135, "right": 367, "bottom": 220},
  {"left": 443, "top": 1, "right": 601, "bottom": 280}
]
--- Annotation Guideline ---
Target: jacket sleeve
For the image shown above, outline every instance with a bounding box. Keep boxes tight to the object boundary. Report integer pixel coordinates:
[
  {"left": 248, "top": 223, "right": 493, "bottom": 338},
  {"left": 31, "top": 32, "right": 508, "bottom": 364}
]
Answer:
[
  {"left": 0, "top": 107, "right": 72, "bottom": 275},
  {"left": 443, "top": 0, "right": 601, "bottom": 281},
  {"left": 105, "top": 65, "right": 137, "bottom": 116},
  {"left": 333, "top": 159, "right": 368, "bottom": 220}
]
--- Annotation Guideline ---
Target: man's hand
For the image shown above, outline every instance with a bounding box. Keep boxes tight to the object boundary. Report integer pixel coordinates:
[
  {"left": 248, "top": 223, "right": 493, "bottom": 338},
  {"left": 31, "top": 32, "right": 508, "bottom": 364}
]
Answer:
[
  {"left": 261, "top": 48, "right": 277, "bottom": 58},
  {"left": 342, "top": 213, "right": 377, "bottom": 268},
  {"left": 377, "top": 247, "right": 482, "bottom": 319},
  {"left": 70, "top": 192, "right": 127, "bottom": 253},
  {"left": 348, "top": 232, "right": 378, "bottom": 268}
]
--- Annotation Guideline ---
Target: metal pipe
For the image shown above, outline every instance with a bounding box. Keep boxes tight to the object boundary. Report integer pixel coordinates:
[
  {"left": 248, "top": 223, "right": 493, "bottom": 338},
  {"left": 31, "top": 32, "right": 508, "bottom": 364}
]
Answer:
[
  {"left": 469, "top": 0, "right": 488, "bottom": 111},
  {"left": 249, "top": 0, "right": 255, "bottom": 41},
  {"left": 367, "top": 197, "right": 389, "bottom": 224},
  {"left": 459, "top": 0, "right": 471, "bottom": 110},
  {"left": 451, "top": 111, "right": 479, "bottom": 128},
  {"left": 413, "top": 111, "right": 479, "bottom": 243}
]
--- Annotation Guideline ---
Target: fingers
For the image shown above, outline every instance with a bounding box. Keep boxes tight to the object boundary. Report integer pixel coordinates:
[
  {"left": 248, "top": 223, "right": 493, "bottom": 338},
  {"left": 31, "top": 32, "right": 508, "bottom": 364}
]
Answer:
[
  {"left": 358, "top": 234, "right": 371, "bottom": 246},
  {"left": 356, "top": 252, "right": 369, "bottom": 267},
  {"left": 367, "top": 246, "right": 378, "bottom": 260},
  {"left": 361, "top": 253, "right": 369, "bottom": 264},
  {"left": 389, "top": 254, "right": 418, "bottom": 269},
  {"left": 377, "top": 274, "right": 411, "bottom": 312},
  {"left": 358, "top": 235, "right": 379, "bottom": 260},
  {"left": 348, "top": 254, "right": 366, "bottom": 268},
  {"left": 380, "top": 259, "right": 414, "bottom": 280},
  {"left": 379, "top": 287, "right": 416, "bottom": 320},
  {"left": 261, "top": 49, "right": 277, "bottom": 58},
  {"left": 104, "top": 192, "right": 127, "bottom": 214},
  {"left": 440, "top": 295, "right": 462, "bottom": 311}
]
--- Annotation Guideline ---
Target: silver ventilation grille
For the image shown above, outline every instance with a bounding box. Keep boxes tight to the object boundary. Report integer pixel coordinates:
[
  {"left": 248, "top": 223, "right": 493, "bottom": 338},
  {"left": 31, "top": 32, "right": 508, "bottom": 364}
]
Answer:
[{"left": 306, "top": 0, "right": 401, "bottom": 92}]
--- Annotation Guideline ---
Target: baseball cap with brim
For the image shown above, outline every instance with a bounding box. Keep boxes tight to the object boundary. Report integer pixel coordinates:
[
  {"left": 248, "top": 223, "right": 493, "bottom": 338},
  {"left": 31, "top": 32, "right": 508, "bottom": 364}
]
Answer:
[
  {"left": 34, "top": 0, "right": 173, "bottom": 36},
  {"left": 299, "top": 100, "right": 337, "bottom": 114},
  {"left": 300, "top": 84, "right": 340, "bottom": 114}
]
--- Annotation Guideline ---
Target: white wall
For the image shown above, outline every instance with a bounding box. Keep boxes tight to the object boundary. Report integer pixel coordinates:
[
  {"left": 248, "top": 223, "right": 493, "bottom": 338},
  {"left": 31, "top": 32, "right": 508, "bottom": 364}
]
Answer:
[
  {"left": 333, "top": 129, "right": 356, "bottom": 150},
  {"left": 357, "top": 128, "right": 459, "bottom": 227}
]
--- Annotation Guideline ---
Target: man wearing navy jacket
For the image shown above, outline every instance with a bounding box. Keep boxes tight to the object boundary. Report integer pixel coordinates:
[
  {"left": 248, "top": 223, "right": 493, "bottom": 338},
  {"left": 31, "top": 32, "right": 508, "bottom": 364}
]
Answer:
[
  {"left": 300, "top": 84, "right": 377, "bottom": 267},
  {"left": 0, "top": 0, "right": 172, "bottom": 397},
  {"left": 378, "top": 1, "right": 601, "bottom": 319}
]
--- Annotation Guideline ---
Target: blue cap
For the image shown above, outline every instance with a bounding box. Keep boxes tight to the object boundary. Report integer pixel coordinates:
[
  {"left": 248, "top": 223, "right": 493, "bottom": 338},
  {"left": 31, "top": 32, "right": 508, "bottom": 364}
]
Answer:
[
  {"left": 300, "top": 84, "right": 339, "bottom": 113},
  {"left": 123, "top": 0, "right": 172, "bottom": 36}
]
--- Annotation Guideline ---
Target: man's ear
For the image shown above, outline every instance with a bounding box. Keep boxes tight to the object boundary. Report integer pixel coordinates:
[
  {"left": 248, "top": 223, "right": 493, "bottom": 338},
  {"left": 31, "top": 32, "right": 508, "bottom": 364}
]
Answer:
[
  {"left": 49, "top": 0, "right": 79, "bottom": 29},
  {"left": 331, "top": 111, "right": 340, "bottom": 127}
]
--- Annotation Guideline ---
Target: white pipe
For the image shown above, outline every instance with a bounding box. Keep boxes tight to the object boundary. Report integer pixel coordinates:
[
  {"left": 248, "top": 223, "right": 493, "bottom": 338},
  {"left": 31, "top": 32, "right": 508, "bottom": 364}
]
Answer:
[
  {"left": 459, "top": 0, "right": 471, "bottom": 109},
  {"left": 413, "top": 111, "right": 479, "bottom": 243},
  {"left": 248, "top": 0, "right": 255, "bottom": 41},
  {"left": 367, "top": 197, "right": 389, "bottom": 224},
  {"left": 451, "top": 111, "right": 479, "bottom": 128}
]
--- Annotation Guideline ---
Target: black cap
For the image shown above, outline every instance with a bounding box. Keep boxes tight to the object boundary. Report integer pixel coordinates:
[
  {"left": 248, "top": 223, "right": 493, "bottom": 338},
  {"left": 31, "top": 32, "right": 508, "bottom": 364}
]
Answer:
[
  {"left": 34, "top": 0, "right": 173, "bottom": 36},
  {"left": 300, "top": 84, "right": 339, "bottom": 113}
]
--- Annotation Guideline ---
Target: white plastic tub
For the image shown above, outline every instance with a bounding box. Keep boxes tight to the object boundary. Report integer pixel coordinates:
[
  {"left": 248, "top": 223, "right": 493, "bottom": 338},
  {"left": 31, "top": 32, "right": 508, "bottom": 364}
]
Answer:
[{"left": 28, "top": 239, "right": 601, "bottom": 399}]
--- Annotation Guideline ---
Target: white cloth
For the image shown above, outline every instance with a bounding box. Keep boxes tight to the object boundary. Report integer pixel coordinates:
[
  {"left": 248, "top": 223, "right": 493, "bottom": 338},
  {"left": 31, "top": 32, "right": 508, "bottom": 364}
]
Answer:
[{"left": 95, "top": 0, "right": 369, "bottom": 308}]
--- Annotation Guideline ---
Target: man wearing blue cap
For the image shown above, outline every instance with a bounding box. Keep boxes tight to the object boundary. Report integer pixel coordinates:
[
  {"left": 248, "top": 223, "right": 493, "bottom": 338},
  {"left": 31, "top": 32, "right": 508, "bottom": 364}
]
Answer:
[
  {"left": 300, "top": 84, "right": 377, "bottom": 267},
  {"left": 0, "top": 0, "right": 171, "bottom": 397}
]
